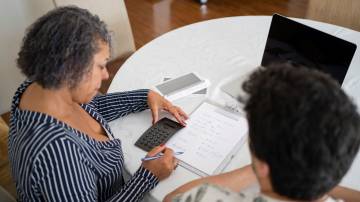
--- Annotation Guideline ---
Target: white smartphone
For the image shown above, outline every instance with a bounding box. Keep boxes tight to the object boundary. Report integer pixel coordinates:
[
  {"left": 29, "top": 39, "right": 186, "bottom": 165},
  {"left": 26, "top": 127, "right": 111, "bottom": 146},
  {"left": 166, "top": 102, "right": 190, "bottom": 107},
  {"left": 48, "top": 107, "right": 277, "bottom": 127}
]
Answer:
[{"left": 154, "top": 72, "right": 209, "bottom": 101}]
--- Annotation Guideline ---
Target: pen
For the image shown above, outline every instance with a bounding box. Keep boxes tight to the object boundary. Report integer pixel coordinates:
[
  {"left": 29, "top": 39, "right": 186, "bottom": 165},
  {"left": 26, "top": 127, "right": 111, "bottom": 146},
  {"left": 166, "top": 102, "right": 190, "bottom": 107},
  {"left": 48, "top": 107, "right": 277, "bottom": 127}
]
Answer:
[{"left": 141, "top": 151, "right": 184, "bottom": 161}]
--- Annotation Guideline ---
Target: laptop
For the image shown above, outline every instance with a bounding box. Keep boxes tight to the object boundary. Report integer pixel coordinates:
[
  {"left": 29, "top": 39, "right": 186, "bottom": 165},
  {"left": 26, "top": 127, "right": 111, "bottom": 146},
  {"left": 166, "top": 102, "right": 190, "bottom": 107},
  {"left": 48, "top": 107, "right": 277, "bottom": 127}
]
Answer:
[{"left": 222, "top": 14, "right": 357, "bottom": 101}]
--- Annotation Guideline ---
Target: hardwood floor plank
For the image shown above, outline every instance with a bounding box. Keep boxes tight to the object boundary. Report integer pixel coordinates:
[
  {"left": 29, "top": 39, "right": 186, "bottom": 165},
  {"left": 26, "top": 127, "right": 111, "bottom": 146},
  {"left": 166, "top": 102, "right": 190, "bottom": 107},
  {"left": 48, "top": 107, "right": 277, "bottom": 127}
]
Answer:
[{"left": 125, "top": 0, "right": 309, "bottom": 49}]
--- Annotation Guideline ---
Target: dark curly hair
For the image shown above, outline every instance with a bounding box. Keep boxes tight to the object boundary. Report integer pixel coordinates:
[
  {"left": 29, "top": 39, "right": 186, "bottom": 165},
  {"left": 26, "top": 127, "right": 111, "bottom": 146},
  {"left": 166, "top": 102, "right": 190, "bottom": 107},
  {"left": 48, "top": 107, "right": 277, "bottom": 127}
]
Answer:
[
  {"left": 17, "top": 6, "right": 111, "bottom": 89},
  {"left": 242, "top": 63, "right": 360, "bottom": 200}
]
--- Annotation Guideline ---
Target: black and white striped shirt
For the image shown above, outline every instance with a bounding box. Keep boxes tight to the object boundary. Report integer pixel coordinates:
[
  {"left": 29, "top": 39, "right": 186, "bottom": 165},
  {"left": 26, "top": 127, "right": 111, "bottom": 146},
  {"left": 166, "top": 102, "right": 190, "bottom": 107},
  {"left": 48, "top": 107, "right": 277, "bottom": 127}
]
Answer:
[{"left": 8, "top": 80, "right": 159, "bottom": 201}]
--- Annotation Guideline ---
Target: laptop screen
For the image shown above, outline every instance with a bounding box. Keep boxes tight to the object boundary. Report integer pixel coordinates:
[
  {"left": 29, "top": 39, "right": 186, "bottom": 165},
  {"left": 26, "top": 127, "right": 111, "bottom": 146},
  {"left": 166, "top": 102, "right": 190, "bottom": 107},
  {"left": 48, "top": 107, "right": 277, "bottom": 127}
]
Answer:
[{"left": 261, "top": 14, "right": 357, "bottom": 84}]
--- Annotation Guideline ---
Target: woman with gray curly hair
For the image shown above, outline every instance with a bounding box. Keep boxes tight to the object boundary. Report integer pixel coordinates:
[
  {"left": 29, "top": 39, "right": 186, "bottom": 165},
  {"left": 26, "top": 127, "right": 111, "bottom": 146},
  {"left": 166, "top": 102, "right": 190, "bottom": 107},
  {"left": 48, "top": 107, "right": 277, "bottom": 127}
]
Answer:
[{"left": 9, "top": 6, "right": 187, "bottom": 201}]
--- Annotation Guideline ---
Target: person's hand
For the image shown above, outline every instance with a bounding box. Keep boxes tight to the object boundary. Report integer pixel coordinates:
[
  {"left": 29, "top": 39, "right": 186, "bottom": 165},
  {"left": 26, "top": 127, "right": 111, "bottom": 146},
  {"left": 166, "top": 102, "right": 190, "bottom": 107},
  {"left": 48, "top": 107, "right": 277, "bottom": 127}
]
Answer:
[
  {"left": 147, "top": 90, "right": 188, "bottom": 126},
  {"left": 142, "top": 145, "right": 178, "bottom": 181}
]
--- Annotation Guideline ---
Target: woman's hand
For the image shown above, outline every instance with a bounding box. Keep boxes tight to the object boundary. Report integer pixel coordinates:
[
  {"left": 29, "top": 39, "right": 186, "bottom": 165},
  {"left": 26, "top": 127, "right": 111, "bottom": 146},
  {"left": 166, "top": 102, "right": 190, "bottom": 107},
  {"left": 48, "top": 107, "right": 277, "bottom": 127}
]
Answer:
[
  {"left": 147, "top": 90, "right": 188, "bottom": 126},
  {"left": 142, "top": 145, "right": 178, "bottom": 181}
]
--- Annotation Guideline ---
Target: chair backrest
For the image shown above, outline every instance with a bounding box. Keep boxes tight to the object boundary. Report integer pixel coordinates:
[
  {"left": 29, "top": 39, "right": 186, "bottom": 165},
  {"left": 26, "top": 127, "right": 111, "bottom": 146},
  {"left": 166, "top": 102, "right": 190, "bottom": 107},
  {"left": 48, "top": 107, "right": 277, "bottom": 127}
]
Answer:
[
  {"left": 0, "top": 117, "right": 16, "bottom": 199},
  {"left": 0, "top": 186, "right": 15, "bottom": 202},
  {"left": 306, "top": 0, "right": 360, "bottom": 31},
  {"left": 54, "top": 0, "right": 136, "bottom": 58}
]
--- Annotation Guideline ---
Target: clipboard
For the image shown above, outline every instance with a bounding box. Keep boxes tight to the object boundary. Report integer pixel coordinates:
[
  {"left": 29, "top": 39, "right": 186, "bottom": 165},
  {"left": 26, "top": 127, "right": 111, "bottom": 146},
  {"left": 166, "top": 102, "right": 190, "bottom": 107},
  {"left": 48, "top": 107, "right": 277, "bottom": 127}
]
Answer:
[{"left": 166, "top": 100, "right": 248, "bottom": 177}]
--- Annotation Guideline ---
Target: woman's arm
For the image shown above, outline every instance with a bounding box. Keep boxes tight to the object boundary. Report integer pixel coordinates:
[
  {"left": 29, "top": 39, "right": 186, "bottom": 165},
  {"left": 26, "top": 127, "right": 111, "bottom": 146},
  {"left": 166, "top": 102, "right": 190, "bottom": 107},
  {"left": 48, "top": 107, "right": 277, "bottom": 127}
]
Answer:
[
  {"left": 91, "top": 89, "right": 149, "bottom": 122},
  {"left": 108, "top": 166, "right": 159, "bottom": 202},
  {"left": 92, "top": 90, "right": 188, "bottom": 124},
  {"left": 163, "top": 165, "right": 257, "bottom": 202},
  {"left": 33, "top": 136, "right": 159, "bottom": 202}
]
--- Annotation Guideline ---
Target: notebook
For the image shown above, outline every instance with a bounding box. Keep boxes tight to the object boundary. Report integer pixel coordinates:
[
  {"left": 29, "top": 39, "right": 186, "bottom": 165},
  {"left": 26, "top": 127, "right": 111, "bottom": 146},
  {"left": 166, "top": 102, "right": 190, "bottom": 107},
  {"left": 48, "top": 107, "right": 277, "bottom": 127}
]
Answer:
[
  {"left": 165, "top": 101, "right": 248, "bottom": 176},
  {"left": 222, "top": 14, "right": 357, "bottom": 101}
]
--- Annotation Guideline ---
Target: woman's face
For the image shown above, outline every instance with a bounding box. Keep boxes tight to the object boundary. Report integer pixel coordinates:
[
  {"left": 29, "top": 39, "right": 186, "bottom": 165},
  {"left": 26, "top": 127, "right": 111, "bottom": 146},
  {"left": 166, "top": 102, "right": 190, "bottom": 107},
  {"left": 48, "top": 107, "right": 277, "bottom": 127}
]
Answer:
[{"left": 71, "top": 41, "right": 110, "bottom": 103}]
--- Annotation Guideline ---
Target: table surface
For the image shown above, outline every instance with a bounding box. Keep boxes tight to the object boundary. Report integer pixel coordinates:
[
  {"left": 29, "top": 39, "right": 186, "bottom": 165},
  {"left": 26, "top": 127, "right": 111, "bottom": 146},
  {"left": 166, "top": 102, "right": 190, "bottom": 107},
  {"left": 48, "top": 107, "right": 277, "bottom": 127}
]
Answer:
[{"left": 107, "top": 16, "right": 360, "bottom": 200}]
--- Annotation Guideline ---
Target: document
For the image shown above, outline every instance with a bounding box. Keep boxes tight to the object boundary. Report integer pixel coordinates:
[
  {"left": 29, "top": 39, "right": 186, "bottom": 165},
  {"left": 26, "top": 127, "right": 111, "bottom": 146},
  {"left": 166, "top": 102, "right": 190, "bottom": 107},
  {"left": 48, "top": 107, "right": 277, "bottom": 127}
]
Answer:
[{"left": 166, "top": 102, "right": 248, "bottom": 176}]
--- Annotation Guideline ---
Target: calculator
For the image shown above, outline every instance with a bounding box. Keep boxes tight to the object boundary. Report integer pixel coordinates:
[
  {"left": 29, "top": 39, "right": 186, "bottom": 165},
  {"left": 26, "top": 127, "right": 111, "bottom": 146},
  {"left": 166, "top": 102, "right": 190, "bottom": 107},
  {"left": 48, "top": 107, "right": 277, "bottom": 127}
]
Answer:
[{"left": 135, "top": 118, "right": 184, "bottom": 152}]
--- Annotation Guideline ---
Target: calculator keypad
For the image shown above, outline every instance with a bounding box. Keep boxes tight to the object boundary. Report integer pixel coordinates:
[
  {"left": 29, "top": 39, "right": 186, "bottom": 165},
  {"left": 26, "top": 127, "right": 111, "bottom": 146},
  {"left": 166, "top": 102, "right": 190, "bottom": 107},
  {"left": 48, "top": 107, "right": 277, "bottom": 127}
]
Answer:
[{"left": 135, "top": 118, "right": 183, "bottom": 151}]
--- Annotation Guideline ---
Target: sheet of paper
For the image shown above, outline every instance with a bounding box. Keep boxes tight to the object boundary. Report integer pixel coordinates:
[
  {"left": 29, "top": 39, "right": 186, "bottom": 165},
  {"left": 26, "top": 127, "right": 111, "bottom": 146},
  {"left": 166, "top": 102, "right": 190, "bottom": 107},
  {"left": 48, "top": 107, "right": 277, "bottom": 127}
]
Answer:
[{"left": 166, "top": 102, "right": 248, "bottom": 175}]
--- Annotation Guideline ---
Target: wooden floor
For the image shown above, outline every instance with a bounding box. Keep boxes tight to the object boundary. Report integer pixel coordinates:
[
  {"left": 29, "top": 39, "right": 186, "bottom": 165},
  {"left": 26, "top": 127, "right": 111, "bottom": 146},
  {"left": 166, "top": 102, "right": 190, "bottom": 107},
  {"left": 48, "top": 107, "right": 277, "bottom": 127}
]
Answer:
[{"left": 125, "top": 0, "right": 309, "bottom": 49}]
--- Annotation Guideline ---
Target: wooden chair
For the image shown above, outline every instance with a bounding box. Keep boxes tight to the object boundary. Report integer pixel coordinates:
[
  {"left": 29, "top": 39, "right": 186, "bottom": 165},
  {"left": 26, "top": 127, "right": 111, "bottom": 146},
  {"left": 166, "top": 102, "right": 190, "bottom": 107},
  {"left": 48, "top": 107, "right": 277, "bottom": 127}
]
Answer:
[{"left": 0, "top": 118, "right": 16, "bottom": 200}]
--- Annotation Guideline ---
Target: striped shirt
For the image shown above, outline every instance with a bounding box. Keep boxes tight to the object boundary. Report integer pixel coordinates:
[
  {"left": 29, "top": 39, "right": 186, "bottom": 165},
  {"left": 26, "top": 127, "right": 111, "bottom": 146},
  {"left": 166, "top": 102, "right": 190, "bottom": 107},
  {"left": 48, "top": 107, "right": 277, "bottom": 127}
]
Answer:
[{"left": 8, "top": 80, "right": 159, "bottom": 201}]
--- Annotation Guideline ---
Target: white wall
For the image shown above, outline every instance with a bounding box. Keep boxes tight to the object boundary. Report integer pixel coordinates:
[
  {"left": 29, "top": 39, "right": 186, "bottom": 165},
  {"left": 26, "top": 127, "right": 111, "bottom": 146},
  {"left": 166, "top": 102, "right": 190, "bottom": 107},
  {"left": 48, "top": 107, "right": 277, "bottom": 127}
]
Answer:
[
  {"left": 0, "top": 0, "right": 54, "bottom": 114},
  {"left": 0, "top": 0, "right": 134, "bottom": 114}
]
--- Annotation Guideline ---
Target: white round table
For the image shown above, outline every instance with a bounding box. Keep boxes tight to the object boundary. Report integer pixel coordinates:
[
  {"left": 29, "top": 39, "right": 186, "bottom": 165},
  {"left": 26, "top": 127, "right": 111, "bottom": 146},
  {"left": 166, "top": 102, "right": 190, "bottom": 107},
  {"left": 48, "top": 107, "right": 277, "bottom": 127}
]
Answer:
[{"left": 107, "top": 16, "right": 360, "bottom": 201}]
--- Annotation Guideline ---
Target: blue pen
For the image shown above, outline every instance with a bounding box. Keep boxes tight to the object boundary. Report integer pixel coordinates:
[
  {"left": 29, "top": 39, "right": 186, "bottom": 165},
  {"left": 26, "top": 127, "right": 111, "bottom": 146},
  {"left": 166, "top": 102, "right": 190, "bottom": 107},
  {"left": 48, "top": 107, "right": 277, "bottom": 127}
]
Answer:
[{"left": 141, "top": 151, "right": 184, "bottom": 161}]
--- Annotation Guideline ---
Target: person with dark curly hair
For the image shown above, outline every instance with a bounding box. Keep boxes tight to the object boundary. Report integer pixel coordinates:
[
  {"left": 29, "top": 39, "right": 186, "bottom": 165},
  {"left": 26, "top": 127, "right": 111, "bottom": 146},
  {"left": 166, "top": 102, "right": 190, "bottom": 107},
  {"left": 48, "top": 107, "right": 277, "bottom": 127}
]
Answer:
[
  {"left": 8, "top": 6, "right": 188, "bottom": 201},
  {"left": 164, "top": 63, "right": 360, "bottom": 202}
]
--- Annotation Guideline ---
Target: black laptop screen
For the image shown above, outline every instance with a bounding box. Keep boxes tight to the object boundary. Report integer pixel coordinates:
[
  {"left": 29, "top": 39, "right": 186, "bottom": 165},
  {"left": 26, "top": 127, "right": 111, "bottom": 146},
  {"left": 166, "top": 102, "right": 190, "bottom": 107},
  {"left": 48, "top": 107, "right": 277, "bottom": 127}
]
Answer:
[{"left": 261, "top": 14, "right": 357, "bottom": 84}]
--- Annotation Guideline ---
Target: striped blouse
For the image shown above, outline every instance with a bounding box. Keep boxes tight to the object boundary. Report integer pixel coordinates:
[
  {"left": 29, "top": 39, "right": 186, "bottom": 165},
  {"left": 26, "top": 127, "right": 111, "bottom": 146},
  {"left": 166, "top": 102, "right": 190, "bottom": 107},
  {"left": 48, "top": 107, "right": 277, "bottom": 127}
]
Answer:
[{"left": 8, "top": 80, "right": 159, "bottom": 201}]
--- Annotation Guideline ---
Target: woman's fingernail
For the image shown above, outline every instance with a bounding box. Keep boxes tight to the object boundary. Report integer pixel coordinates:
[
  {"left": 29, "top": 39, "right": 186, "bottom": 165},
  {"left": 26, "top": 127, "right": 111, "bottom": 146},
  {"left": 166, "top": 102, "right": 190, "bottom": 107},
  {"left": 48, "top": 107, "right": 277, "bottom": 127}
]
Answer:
[{"left": 160, "top": 143, "right": 165, "bottom": 147}]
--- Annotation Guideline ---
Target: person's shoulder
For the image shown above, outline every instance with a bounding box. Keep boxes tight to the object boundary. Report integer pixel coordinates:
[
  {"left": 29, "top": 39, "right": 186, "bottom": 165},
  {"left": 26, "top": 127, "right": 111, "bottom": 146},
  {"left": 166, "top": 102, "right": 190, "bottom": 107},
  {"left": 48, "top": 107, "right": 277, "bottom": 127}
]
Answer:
[
  {"left": 8, "top": 120, "right": 83, "bottom": 174},
  {"left": 29, "top": 123, "right": 88, "bottom": 167},
  {"left": 11, "top": 119, "right": 80, "bottom": 160},
  {"left": 172, "top": 184, "right": 259, "bottom": 202},
  {"left": 33, "top": 121, "right": 84, "bottom": 151},
  {"left": 172, "top": 183, "right": 344, "bottom": 202}
]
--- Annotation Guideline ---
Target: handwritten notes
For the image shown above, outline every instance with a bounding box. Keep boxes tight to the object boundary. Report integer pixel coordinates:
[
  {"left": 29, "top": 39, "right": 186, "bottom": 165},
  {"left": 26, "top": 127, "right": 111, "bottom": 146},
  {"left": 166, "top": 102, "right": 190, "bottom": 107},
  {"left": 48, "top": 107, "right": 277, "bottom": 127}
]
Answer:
[{"left": 166, "top": 102, "right": 248, "bottom": 175}]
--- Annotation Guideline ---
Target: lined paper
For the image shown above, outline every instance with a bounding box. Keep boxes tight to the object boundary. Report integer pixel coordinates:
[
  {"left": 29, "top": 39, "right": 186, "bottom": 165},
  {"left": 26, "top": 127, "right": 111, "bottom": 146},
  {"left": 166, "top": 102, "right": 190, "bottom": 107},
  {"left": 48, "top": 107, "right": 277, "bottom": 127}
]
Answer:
[{"left": 166, "top": 102, "right": 248, "bottom": 175}]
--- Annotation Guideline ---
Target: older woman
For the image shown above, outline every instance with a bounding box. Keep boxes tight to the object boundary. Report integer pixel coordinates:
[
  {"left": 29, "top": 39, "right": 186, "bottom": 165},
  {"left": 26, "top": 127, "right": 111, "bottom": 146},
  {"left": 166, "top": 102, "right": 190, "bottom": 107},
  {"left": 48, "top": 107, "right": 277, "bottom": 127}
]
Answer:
[{"left": 8, "top": 6, "right": 187, "bottom": 201}]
